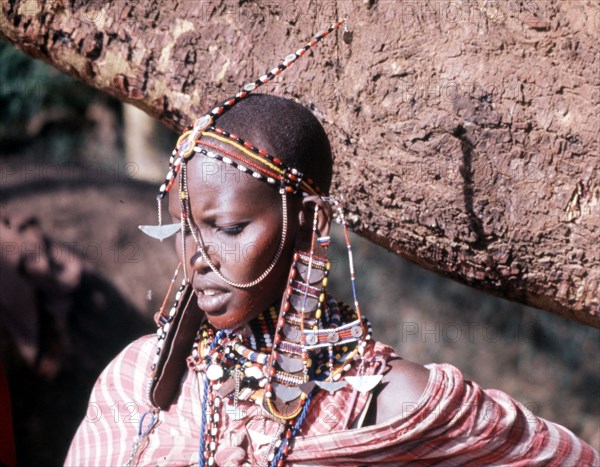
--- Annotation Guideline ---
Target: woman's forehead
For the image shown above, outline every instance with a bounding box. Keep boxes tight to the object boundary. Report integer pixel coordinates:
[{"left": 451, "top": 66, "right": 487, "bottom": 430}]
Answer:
[{"left": 168, "top": 154, "right": 279, "bottom": 214}]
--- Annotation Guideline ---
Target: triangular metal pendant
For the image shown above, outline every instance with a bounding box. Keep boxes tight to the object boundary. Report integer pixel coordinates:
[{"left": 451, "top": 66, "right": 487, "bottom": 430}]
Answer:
[
  {"left": 315, "top": 380, "right": 347, "bottom": 394},
  {"left": 138, "top": 223, "right": 180, "bottom": 241},
  {"left": 272, "top": 382, "right": 302, "bottom": 403},
  {"left": 276, "top": 353, "right": 304, "bottom": 372},
  {"left": 345, "top": 375, "right": 383, "bottom": 393},
  {"left": 299, "top": 381, "right": 316, "bottom": 394}
]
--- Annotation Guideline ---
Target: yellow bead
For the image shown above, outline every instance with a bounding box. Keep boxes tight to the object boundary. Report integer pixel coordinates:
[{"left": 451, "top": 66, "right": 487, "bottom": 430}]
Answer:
[
  {"left": 319, "top": 293, "right": 325, "bottom": 303},
  {"left": 180, "top": 191, "right": 186, "bottom": 199},
  {"left": 322, "top": 277, "right": 328, "bottom": 287},
  {"left": 315, "top": 309, "right": 322, "bottom": 319},
  {"left": 326, "top": 262, "right": 331, "bottom": 271}
]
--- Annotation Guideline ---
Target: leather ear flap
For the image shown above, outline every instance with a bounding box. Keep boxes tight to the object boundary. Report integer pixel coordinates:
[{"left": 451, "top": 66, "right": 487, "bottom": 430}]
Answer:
[{"left": 149, "top": 284, "right": 204, "bottom": 410}]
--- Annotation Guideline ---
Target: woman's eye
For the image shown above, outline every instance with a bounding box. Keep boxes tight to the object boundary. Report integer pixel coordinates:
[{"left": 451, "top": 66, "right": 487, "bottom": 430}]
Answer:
[{"left": 218, "top": 224, "right": 246, "bottom": 236}]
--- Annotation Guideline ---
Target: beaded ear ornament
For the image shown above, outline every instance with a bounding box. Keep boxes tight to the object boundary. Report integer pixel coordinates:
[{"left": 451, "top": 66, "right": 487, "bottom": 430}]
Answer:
[{"left": 132, "top": 18, "right": 383, "bottom": 467}]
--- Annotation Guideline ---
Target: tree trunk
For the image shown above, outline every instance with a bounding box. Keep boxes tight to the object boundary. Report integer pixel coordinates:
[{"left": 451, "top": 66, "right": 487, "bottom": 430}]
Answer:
[{"left": 1, "top": 0, "right": 598, "bottom": 326}]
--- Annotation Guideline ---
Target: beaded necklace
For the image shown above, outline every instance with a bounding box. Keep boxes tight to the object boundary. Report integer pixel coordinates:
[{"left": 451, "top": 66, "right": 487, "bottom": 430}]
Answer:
[{"left": 187, "top": 296, "right": 371, "bottom": 467}]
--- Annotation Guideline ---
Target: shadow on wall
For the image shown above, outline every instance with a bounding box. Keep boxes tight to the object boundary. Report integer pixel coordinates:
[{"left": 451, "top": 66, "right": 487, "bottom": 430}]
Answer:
[{"left": 0, "top": 163, "right": 598, "bottom": 465}]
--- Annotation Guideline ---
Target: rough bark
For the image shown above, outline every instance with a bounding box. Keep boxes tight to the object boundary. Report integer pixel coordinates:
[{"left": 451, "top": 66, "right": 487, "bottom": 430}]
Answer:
[{"left": 1, "top": 0, "right": 598, "bottom": 326}]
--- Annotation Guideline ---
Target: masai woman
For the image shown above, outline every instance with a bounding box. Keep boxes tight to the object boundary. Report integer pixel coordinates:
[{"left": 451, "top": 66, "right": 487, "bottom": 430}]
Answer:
[{"left": 66, "top": 20, "right": 599, "bottom": 467}]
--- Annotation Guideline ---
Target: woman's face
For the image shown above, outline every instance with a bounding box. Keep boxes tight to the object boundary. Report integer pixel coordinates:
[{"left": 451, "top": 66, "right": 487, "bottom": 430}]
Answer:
[{"left": 168, "top": 144, "right": 301, "bottom": 330}]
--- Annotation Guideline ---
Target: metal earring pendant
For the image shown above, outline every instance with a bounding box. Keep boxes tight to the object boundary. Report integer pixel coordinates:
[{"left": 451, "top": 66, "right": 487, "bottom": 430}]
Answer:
[
  {"left": 139, "top": 197, "right": 180, "bottom": 241},
  {"left": 138, "top": 223, "right": 180, "bottom": 241}
]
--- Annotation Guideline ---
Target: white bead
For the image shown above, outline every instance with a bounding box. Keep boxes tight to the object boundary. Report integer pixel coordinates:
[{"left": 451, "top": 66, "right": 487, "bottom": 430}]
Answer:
[
  {"left": 244, "top": 366, "right": 263, "bottom": 379},
  {"left": 285, "top": 53, "right": 297, "bottom": 63},
  {"left": 206, "top": 365, "right": 224, "bottom": 381},
  {"left": 222, "top": 157, "right": 232, "bottom": 164}
]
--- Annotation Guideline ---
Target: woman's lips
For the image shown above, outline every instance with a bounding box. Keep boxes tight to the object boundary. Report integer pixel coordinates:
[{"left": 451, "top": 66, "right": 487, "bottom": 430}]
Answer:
[{"left": 195, "top": 288, "right": 230, "bottom": 314}]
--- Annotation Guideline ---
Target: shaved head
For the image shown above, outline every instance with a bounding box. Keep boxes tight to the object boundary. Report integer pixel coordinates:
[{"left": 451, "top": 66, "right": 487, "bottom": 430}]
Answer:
[{"left": 215, "top": 94, "right": 333, "bottom": 194}]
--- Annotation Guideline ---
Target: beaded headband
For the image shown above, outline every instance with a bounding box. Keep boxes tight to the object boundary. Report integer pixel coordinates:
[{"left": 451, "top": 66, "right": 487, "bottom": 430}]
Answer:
[{"left": 157, "top": 18, "right": 346, "bottom": 201}]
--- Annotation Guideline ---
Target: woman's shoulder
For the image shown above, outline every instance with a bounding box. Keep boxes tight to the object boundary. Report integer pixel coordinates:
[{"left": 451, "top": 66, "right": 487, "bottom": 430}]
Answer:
[{"left": 371, "top": 349, "right": 431, "bottom": 425}]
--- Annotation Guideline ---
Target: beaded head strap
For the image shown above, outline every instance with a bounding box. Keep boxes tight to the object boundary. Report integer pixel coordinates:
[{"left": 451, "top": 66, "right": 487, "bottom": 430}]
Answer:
[{"left": 157, "top": 18, "right": 346, "bottom": 201}]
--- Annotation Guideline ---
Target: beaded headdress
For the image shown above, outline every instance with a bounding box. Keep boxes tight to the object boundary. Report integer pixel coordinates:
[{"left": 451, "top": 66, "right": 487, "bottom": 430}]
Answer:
[{"left": 134, "top": 19, "right": 382, "bottom": 467}]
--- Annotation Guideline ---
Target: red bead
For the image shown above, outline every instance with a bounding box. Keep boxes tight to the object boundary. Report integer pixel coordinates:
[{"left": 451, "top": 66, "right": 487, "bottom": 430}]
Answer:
[
  {"left": 258, "top": 149, "right": 267, "bottom": 156},
  {"left": 277, "top": 461, "right": 284, "bottom": 467},
  {"left": 273, "top": 157, "right": 281, "bottom": 165},
  {"left": 230, "top": 133, "right": 238, "bottom": 140}
]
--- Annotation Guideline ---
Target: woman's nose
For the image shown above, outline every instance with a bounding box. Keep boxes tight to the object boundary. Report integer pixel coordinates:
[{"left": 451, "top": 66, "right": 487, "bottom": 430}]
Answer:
[{"left": 190, "top": 241, "right": 221, "bottom": 275}]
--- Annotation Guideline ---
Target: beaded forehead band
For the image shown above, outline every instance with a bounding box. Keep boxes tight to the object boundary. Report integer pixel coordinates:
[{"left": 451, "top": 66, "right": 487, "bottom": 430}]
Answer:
[{"left": 157, "top": 18, "right": 347, "bottom": 201}]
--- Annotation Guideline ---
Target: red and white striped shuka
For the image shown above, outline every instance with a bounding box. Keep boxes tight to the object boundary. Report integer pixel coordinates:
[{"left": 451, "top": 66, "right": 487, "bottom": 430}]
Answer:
[{"left": 65, "top": 335, "right": 599, "bottom": 466}]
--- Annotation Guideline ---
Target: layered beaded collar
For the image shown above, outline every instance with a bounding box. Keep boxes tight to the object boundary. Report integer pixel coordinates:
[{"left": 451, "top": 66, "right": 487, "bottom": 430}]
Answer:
[{"left": 186, "top": 296, "right": 373, "bottom": 467}]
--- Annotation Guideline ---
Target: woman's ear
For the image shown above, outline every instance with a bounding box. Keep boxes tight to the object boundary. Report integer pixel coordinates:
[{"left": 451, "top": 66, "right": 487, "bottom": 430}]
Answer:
[{"left": 300, "top": 195, "right": 333, "bottom": 237}]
